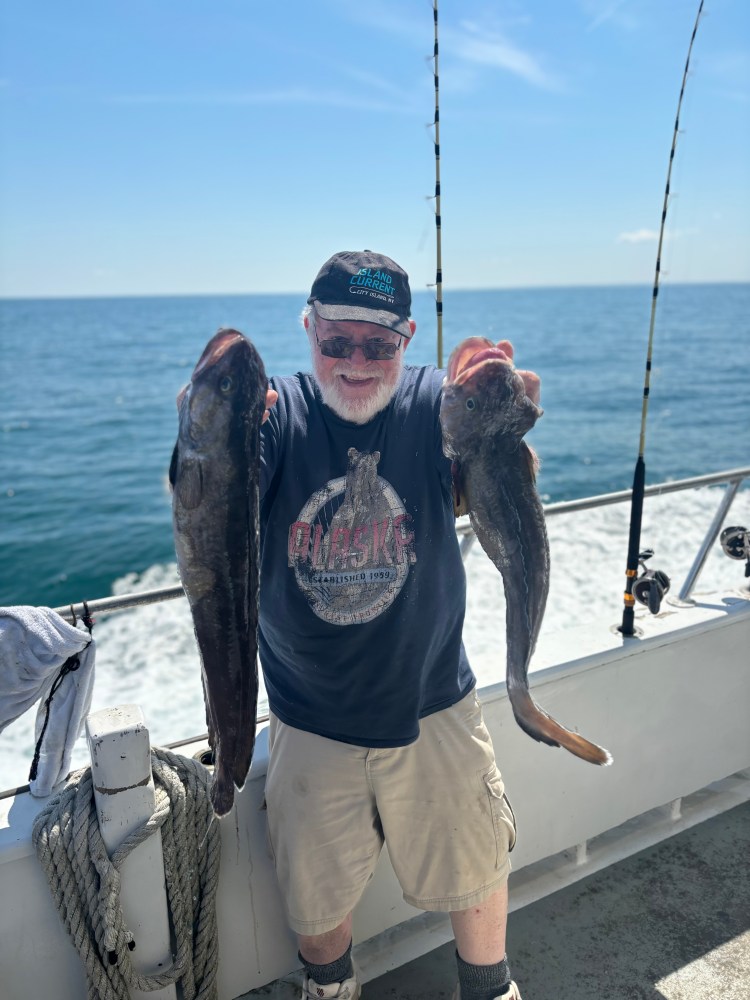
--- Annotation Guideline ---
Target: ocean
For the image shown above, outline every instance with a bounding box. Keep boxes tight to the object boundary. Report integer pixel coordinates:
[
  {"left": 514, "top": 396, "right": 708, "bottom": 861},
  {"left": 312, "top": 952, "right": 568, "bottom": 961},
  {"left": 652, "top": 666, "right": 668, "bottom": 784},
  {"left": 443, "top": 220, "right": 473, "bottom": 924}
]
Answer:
[{"left": 1, "top": 283, "right": 749, "bottom": 791}]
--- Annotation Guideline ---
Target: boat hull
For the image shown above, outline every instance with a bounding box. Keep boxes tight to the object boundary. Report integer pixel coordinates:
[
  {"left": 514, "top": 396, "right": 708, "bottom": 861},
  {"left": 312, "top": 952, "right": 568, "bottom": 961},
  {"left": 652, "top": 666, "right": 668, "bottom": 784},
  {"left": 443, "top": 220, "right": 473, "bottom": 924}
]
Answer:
[{"left": 1, "top": 595, "right": 749, "bottom": 999}]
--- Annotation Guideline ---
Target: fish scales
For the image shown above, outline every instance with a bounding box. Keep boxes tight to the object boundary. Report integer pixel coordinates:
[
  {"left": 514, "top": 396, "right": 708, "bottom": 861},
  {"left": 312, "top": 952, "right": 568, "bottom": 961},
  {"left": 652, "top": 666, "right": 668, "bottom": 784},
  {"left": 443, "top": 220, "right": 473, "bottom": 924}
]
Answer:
[
  {"left": 170, "top": 328, "right": 268, "bottom": 814},
  {"left": 440, "top": 337, "right": 611, "bottom": 766}
]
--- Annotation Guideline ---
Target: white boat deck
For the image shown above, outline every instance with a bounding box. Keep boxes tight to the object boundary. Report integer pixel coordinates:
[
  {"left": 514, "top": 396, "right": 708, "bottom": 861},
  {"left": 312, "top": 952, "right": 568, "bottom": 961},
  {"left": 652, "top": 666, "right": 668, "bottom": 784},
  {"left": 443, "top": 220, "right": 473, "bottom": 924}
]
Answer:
[
  {"left": 362, "top": 796, "right": 750, "bottom": 1000},
  {"left": 246, "top": 770, "right": 750, "bottom": 999}
]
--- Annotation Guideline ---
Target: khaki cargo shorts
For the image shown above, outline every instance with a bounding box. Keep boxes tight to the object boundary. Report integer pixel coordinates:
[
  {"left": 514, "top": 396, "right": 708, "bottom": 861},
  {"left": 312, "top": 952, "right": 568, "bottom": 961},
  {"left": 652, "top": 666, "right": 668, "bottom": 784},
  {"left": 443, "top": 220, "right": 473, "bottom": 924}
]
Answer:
[{"left": 264, "top": 690, "right": 517, "bottom": 935}]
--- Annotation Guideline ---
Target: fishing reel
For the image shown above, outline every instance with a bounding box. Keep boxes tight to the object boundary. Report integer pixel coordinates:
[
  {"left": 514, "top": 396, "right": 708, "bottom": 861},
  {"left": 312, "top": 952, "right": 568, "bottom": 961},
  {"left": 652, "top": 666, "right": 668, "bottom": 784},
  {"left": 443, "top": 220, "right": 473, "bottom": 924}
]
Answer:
[
  {"left": 632, "top": 548, "right": 671, "bottom": 615},
  {"left": 720, "top": 526, "right": 750, "bottom": 578}
]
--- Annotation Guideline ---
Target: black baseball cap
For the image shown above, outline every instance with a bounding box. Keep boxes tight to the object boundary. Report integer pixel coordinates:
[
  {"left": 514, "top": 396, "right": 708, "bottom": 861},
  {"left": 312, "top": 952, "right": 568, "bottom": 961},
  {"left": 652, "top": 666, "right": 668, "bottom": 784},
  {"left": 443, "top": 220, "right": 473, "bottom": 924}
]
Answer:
[{"left": 307, "top": 250, "right": 413, "bottom": 338}]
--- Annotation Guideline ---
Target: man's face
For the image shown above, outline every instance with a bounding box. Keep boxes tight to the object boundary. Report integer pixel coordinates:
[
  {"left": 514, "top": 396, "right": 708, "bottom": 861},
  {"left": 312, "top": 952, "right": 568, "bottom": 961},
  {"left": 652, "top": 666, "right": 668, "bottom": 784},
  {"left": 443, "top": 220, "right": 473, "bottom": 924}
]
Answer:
[{"left": 307, "top": 312, "right": 411, "bottom": 424}]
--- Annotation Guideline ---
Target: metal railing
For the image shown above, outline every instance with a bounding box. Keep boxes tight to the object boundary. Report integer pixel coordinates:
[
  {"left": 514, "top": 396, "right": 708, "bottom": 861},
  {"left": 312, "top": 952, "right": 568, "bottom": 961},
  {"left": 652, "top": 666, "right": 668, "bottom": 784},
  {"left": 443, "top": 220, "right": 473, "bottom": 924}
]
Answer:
[
  {"left": 0, "top": 463, "right": 741, "bottom": 803},
  {"left": 53, "top": 466, "right": 749, "bottom": 624}
]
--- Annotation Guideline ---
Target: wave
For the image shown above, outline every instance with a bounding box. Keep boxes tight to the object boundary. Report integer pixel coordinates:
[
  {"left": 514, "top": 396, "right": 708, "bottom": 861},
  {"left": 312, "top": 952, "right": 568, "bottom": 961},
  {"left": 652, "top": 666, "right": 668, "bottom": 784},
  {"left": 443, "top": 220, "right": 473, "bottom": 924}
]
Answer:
[
  {"left": 2, "top": 485, "right": 748, "bottom": 791},
  {"left": 463, "top": 485, "right": 750, "bottom": 668}
]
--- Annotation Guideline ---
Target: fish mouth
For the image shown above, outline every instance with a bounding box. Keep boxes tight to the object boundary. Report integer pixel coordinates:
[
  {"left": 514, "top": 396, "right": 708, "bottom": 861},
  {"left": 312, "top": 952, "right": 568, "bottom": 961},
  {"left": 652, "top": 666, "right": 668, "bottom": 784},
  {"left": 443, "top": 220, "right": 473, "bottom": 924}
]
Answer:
[
  {"left": 193, "top": 328, "right": 244, "bottom": 377},
  {"left": 447, "top": 337, "right": 513, "bottom": 386}
]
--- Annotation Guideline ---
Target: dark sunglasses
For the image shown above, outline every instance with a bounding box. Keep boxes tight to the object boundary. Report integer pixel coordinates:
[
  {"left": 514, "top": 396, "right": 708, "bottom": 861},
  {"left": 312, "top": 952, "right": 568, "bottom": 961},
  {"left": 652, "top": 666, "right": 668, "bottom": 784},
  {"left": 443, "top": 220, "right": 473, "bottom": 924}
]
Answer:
[{"left": 315, "top": 330, "right": 402, "bottom": 361}]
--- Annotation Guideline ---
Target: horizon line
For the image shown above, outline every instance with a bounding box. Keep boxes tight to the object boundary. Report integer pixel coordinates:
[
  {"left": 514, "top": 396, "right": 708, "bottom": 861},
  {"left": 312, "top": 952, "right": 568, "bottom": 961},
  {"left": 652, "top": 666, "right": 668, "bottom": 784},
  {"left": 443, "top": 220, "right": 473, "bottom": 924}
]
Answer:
[{"left": 1, "top": 278, "right": 748, "bottom": 303}]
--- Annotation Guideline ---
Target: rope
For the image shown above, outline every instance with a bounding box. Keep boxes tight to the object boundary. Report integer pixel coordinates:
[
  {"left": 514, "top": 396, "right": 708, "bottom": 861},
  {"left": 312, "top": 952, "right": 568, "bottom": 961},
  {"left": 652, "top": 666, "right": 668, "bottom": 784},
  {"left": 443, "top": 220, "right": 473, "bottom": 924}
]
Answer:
[{"left": 32, "top": 747, "right": 221, "bottom": 1000}]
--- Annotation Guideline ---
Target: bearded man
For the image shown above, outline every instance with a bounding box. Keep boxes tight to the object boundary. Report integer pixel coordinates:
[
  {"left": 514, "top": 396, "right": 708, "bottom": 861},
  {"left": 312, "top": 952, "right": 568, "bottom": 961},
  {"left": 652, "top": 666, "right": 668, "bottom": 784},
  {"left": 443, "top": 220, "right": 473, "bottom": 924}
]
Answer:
[{"left": 259, "top": 250, "right": 538, "bottom": 1000}]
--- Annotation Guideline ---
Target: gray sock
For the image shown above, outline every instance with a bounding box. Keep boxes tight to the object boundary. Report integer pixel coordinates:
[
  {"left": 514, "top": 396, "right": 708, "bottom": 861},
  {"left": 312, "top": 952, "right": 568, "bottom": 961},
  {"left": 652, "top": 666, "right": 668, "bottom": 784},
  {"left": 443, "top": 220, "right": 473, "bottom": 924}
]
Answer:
[
  {"left": 299, "top": 940, "right": 353, "bottom": 986},
  {"left": 456, "top": 950, "right": 512, "bottom": 1000}
]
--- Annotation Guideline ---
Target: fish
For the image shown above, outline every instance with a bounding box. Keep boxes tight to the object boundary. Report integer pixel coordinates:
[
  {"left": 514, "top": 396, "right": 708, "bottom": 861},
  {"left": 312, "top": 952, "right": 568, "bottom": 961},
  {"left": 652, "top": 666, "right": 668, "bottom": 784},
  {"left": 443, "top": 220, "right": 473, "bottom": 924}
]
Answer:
[
  {"left": 169, "top": 327, "right": 268, "bottom": 814},
  {"left": 440, "top": 337, "right": 612, "bottom": 766}
]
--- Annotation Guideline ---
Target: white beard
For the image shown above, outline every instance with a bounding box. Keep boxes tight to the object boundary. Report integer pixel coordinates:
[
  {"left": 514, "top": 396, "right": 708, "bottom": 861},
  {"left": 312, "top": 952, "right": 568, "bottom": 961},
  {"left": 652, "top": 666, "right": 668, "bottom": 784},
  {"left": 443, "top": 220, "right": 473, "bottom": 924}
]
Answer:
[{"left": 318, "top": 374, "right": 397, "bottom": 424}]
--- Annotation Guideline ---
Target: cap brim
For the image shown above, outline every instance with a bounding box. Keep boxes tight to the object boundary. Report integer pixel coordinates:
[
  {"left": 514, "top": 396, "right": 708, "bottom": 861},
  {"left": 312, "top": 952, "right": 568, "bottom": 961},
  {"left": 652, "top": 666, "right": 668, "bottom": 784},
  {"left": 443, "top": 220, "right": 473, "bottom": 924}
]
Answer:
[{"left": 310, "top": 300, "right": 412, "bottom": 338}]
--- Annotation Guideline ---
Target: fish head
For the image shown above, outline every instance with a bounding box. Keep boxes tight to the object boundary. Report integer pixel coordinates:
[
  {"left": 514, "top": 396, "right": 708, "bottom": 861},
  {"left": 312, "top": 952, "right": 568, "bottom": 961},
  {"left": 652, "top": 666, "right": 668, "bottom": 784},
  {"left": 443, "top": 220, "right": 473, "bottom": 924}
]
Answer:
[
  {"left": 440, "top": 337, "right": 542, "bottom": 459},
  {"left": 178, "top": 328, "right": 267, "bottom": 449}
]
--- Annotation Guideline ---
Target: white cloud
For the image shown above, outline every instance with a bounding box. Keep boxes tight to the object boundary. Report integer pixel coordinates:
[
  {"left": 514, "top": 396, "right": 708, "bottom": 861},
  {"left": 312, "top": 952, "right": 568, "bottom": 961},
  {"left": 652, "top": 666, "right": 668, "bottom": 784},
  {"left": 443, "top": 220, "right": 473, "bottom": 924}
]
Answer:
[
  {"left": 447, "top": 21, "right": 560, "bottom": 90},
  {"left": 617, "top": 227, "right": 698, "bottom": 244},
  {"left": 337, "top": 66, "right": 411, "bottom": 99},
  {"left": 617, "top": 229, "right": 658, "bottom": 243},
  {"left": 580, "top": 0, "right": 639, "bottom": 32},
  {"left": 329, "top": 0, "right": 561, "bottom": 92}
]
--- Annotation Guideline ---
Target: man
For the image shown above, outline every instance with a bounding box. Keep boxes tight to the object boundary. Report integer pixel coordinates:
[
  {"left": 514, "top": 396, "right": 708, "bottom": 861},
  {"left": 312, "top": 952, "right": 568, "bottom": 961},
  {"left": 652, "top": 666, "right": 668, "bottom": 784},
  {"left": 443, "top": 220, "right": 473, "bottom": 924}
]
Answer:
[{"left": 259, "top": 250, "right": 536, "bottom": 1000}]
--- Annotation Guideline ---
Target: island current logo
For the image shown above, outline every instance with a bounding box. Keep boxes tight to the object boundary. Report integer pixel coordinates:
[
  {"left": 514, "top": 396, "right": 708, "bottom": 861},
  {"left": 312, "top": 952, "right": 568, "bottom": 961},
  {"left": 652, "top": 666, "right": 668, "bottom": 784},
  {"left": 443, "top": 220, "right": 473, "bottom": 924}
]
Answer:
[{"left": 287, "top": 448, "right": 416, "bottom": 625}]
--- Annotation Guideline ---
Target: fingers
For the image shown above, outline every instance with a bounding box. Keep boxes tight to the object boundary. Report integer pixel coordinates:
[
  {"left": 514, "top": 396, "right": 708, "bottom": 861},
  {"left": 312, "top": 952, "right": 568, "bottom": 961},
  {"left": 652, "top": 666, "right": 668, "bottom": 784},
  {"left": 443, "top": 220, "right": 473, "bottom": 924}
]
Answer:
[
  {"left": 494, "top": 340, "right": 540, "bottom": 405},
  {"left": 516, "top": 370, "right": 541, "bottom": 406},
  {"left": 495, "top": 339, "right": 514, "bottom": 361},
  {"left": 262, "top": 388, "right": 279, "bottom": 424}
]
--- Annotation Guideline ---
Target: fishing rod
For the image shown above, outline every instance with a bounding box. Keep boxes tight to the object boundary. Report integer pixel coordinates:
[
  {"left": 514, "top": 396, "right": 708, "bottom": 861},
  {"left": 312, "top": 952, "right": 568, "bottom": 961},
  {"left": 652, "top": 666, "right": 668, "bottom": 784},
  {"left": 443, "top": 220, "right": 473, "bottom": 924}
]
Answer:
[
  {"left": 619, "top": 0, "right": 704, "bottom": 637},
  {"left": 431, "top": 0, "right": 444, "bottom": 368}
]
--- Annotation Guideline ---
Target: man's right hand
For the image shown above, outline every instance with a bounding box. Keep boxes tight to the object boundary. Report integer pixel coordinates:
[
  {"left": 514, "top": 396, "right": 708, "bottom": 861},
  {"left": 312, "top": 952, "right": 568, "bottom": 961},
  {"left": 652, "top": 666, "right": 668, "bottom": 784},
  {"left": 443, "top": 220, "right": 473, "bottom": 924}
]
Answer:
[{"left": 178, "top": 385, "right": 278, "bottom": 422}]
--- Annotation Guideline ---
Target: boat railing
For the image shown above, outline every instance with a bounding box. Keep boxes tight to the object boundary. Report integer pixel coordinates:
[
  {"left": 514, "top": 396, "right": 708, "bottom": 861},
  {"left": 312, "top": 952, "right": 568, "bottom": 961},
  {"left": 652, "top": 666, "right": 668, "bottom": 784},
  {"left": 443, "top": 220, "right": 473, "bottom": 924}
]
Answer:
[{"left": 53, "top": 466, "right": 749, "bottom": 624}]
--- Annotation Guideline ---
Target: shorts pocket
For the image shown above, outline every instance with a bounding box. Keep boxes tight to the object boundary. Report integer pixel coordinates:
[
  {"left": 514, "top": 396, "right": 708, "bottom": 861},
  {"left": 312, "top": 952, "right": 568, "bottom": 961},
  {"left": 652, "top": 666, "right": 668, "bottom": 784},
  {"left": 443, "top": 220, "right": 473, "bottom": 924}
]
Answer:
[
  {"left": 501, "top": 792, "right": 517, "bottom": 853},
  {"left": 481, "top": 766, "right": 517, "bottom": 868}
]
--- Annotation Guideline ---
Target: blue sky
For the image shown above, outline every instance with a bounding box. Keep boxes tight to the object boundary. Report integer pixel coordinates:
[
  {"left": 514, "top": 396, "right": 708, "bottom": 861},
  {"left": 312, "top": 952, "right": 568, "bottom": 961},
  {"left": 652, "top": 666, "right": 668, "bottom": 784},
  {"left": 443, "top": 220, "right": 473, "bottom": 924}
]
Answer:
[{"left": 1, "top": 0, "right": 748, "bottom": 297}]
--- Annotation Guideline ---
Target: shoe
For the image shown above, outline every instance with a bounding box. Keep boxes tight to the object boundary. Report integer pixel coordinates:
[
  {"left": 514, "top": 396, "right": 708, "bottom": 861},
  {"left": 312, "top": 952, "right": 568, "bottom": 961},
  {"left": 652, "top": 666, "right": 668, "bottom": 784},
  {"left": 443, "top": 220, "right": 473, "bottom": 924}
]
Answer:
[
  {"left": 452, "top": 982, "right": 522, "bottom": 1000},
  {"left": 302, "top": 972, "right": 361, "bottom": 999}
]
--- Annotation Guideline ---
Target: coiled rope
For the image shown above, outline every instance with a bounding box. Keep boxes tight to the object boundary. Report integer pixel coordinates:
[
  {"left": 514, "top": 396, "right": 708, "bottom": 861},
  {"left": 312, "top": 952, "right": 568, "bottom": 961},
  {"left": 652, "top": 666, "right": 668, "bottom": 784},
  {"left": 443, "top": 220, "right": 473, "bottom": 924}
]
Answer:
[{"left": 32, "top": 747, "right": 221, "bottom": 1000}]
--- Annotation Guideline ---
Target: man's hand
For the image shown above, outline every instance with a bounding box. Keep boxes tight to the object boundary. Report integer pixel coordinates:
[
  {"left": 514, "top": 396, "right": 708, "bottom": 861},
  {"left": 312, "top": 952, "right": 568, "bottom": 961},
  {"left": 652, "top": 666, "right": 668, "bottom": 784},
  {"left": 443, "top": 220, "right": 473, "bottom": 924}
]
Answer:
[
  {"left": 263, "top": 387, "right": 279, "bottom": 424},
  {"left": 177, "top": 385, "right": 279, "bottom": 421},
  {"left": 495, "top": 339, "right": 541, "bottom": 406}
]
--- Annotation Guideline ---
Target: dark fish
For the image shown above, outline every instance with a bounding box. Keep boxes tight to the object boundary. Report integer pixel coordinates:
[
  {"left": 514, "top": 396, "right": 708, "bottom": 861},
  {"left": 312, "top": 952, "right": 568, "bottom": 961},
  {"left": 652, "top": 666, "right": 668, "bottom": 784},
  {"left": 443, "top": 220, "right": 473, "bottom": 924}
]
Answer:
[
  {"left": 169, "top": 328, "right": 268, "bottom": 814},
  {"left": 440, "top": 337, "right": 611, "bottom": 766}
]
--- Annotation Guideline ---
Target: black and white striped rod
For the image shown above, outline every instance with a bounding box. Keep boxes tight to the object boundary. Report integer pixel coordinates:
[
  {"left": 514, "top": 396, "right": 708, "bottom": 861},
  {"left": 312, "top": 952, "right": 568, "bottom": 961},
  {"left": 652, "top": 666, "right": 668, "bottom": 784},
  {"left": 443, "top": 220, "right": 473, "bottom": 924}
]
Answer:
[
  {"left": 432, "top": 0, "right": 444, "bottom": 368},
  {"left": 620, "top": 0, "right": 704, "bottom": 636}
]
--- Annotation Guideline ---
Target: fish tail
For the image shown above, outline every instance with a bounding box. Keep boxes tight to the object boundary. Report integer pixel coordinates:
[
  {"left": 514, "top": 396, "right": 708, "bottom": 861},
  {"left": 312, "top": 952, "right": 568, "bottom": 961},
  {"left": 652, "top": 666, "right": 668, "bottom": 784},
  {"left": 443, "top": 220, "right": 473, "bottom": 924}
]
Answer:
[
  {"left": 210, "top": 764, "right": 236, "bottom": 816},
  {"left": 508, "top": 689, "right": 613, "bottom": 766}
]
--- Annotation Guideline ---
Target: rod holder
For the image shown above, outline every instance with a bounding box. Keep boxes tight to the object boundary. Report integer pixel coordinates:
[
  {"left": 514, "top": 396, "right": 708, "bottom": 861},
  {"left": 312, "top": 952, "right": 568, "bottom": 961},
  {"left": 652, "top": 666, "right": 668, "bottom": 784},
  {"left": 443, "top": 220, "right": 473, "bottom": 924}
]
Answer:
[{"left": 86, "top": 705, "right": 177, "bottom": 1000}]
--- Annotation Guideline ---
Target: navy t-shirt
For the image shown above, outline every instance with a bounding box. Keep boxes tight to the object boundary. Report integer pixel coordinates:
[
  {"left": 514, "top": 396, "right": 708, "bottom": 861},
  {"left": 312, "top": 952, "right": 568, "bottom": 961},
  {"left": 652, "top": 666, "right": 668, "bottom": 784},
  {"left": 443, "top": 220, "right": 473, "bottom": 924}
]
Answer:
[{"left": 259, "top": 364, "right": 475, "bottom": 747}]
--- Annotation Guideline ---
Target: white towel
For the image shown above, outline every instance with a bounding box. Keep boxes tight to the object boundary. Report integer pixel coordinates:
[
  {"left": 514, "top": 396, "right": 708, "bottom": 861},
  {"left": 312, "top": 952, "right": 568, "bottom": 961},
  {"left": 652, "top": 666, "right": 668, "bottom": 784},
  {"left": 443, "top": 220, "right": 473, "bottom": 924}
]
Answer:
[{"left": 0, "top": 605, "right": 96, "bottom": 796}]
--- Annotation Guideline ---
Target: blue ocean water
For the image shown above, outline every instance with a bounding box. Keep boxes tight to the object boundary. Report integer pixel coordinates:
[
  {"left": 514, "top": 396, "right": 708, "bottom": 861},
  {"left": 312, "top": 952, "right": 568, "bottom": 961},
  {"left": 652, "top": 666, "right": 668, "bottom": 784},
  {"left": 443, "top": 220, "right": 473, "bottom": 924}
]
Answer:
[{"left": 1, "top": 283, "right": 749, "bottom": 611}]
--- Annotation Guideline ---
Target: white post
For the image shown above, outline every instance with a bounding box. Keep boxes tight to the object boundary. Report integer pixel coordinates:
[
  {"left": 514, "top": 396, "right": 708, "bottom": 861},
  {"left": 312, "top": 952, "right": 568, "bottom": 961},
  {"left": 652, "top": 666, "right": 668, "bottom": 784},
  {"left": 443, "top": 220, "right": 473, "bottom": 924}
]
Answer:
[{"left": 86, "top": 704, "right": 177, "bottom": 1000}]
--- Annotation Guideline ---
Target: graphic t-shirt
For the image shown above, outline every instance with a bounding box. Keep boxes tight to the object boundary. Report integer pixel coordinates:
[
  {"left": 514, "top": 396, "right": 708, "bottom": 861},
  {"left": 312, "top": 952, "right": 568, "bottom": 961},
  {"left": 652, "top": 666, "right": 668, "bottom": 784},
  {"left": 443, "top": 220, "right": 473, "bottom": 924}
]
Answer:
[{"left": 259, "top": 364, "right": 475, "bottom": 747}]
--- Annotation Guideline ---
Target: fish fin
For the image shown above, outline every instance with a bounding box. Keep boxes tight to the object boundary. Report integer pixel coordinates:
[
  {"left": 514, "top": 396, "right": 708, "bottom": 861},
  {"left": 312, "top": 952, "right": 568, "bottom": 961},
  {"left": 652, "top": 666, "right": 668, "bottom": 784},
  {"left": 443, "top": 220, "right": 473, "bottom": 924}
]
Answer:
[
  {"left": 233, "top": 731, "right": 256, "bottom": 793},
  {"left": 168, "top": 442, "right": 179, "bottom": 491},
  {"left": 210, "top": 763, "right": 236, "bottom": 817},
  {"left": 451, "top": 461, "right": 470, "bottom": 517},
  {"left": 515, "top": 395, "right": 543, "bottom": 437},
  {"left": 202, "top": 671, "right": 218, "bottom": 750},
  {"left": 176, "top": 457, "right": 204, "bottom": 510},
  {"left": 509, "top": 688, "right": 612, "bottom": 766},
  {"left": 522, "top": 442, "right": 540, "bottom": 483}
]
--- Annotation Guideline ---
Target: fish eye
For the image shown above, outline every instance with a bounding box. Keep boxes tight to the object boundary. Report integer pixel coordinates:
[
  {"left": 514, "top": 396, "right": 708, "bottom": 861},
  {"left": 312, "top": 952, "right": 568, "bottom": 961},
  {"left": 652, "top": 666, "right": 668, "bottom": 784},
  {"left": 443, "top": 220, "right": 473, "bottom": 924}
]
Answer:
[
  {"left": 219, "top": 375, "right": 233, "bottom": 393},
  {"left": 465, "top": 398, "right": 476, "bottom": 411}
]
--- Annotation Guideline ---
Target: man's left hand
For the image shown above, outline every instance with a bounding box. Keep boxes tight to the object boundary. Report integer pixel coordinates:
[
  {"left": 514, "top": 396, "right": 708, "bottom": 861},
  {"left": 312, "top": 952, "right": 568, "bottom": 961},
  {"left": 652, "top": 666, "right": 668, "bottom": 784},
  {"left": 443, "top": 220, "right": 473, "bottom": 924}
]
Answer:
[{"left": 495, "top": 339, "right": 541, "bottom": 406}]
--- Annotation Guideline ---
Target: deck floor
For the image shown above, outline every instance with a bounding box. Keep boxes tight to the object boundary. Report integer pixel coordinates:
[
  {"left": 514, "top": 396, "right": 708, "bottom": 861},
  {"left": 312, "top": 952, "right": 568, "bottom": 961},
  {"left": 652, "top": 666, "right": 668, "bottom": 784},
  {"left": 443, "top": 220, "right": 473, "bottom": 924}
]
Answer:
[{"left": 366, "top": 801, "right": 750, "bottom": 1000}]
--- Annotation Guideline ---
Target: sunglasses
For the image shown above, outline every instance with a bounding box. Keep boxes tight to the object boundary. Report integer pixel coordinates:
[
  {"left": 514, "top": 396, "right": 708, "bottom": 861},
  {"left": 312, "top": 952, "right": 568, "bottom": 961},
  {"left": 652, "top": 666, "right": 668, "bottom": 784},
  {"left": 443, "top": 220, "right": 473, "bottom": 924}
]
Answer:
[{"left": 315, "top": 331, "right": 403, "bottom": 361}]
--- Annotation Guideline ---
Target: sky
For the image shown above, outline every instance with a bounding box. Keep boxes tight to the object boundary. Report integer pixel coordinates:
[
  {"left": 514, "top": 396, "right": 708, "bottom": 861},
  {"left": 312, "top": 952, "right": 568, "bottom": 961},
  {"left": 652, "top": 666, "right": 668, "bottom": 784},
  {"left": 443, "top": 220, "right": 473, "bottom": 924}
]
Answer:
[{"left": 0, "top": 0, "right": 748, "bottom": 298}]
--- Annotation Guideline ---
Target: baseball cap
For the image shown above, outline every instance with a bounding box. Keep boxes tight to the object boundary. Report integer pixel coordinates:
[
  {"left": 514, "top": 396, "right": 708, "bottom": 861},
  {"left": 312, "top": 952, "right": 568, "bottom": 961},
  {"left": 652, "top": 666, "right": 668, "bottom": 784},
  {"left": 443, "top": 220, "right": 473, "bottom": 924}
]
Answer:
[{"left": 307, "top": 250, "right": 413, "bottom": 338}]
